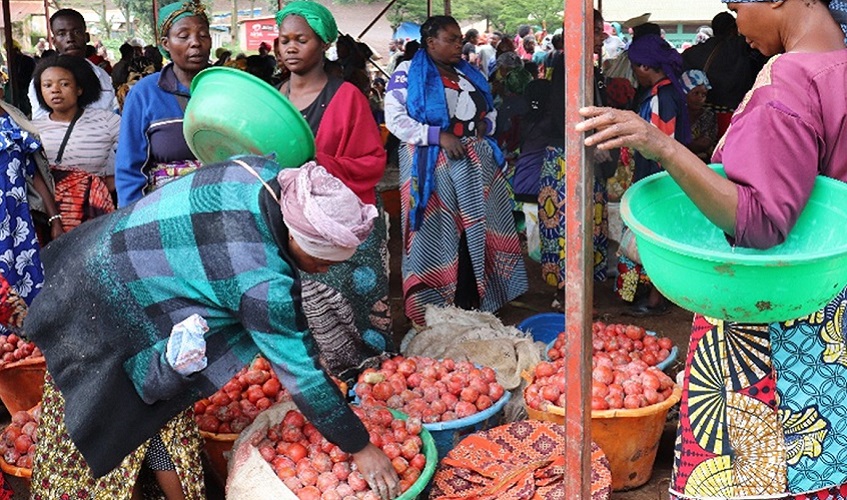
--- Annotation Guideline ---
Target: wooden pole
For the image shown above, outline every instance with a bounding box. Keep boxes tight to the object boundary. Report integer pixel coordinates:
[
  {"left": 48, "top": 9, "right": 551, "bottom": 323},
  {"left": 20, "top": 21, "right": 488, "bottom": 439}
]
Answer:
[
  {"left": 44, "top": 0, "right": 52, "bottom": 47},
  {"left": 152, "top": 0, "right": 160, "bottom": 40},
  {"left": 3, "top": 0, "right": 16, "bottom": 107},
  {"left": 357, "top": 0, "right": 398, "bottom": 40},
  {"left": 562, "top": 0, "right": 593, "bottom": 497}
]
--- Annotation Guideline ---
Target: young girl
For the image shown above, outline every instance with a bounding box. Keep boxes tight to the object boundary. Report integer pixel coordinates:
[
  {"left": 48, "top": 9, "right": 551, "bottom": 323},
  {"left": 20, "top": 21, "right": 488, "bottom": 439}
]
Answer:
[{"left": 32, "top": 54, "right": 121, "bottom": 232}]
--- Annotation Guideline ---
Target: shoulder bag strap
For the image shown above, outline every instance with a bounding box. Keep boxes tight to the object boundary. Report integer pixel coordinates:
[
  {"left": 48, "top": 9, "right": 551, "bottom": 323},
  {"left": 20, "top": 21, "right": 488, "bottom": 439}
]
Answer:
[{"left": 54, "top": 108, "right": 85, "bottom": 165}]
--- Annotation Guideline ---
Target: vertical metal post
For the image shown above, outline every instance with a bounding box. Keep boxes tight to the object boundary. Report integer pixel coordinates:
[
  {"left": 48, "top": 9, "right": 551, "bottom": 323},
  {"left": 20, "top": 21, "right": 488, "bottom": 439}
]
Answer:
[
  {"left": 3, "top": 0, "right": 16, "bottom": 107},
  {"left": 426, "top": 0, "right": 431, "bottom": 19},
  {"left": 443, "top": 0, "right": 450, "bottom": 16},
  {"left": 563, "top": 0, "right": 593, "bottom": 498}
]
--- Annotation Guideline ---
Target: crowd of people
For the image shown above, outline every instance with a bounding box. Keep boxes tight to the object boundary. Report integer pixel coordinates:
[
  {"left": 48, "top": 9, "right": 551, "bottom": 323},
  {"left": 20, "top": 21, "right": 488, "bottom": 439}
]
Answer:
[{"left": 0, "top": 0, "right": 845, "bottom": 498}]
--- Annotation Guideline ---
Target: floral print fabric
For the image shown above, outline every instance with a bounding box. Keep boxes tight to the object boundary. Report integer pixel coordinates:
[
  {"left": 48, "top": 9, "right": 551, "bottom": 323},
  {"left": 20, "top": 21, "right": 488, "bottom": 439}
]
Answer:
[{"left": 0, "top": 113, "right": 44, "bottom": 304}]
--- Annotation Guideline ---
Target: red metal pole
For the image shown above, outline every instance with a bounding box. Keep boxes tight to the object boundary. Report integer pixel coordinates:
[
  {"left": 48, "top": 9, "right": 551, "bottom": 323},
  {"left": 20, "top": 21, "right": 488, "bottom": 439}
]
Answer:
[{"left": 563, "top": 0, "right": 593, "bottom": 498}]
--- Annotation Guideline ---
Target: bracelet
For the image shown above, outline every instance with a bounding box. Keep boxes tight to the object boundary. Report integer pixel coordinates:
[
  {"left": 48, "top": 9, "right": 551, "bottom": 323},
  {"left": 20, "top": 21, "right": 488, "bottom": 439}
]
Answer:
[{"left": 48, "top": 214, "right": 62, "bottom": 224}]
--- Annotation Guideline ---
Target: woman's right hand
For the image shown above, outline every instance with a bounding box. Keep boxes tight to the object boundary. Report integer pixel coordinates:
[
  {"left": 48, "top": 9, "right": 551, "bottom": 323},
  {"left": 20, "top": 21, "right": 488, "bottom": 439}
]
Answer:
[
  {"left": 439, "top": 131, "right": 466, "bottom": 160},
  {"left": 351, "top": 443, "right": 400, "bottom": 500}
]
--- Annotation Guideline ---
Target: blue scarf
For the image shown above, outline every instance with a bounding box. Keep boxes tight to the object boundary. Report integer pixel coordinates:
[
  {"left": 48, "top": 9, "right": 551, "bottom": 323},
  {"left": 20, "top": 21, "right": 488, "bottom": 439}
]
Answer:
[{"left": 405, "top": 49, "right": 504, "bottom": 231}]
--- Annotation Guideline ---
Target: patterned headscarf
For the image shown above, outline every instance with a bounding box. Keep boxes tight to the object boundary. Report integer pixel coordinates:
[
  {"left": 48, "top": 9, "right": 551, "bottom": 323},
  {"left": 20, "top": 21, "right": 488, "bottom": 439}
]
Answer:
[
  {"left": 157, "top": 0, "right": 208, "bottom": 59},
  {"left": 721, "top": 0, "right": 847, "bottom": 38},
  {"left": 681, "top": 69, "right": 712, "bottom": 93},
  {"left": 278, "top": 162, "right": 377, "bottom": 262},
  {"left": 275, "top": 1, "right": 338, "bottom": 44}
]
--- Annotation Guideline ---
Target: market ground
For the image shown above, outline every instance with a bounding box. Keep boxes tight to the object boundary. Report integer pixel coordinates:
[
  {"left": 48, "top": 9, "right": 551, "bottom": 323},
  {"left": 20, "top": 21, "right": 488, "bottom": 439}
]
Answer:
[{"left": 1, "top": 171, "right": 692, "bottom": 499}]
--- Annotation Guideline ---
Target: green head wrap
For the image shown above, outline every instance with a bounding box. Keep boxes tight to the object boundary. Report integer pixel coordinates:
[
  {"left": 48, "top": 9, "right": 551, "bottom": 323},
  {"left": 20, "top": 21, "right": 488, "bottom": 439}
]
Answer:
[
  {"left": 158, "top": 0, "right": 209, "bottom": 59},
  {"left": 275, "top": 1, "right": 338, "bottom": 44}
]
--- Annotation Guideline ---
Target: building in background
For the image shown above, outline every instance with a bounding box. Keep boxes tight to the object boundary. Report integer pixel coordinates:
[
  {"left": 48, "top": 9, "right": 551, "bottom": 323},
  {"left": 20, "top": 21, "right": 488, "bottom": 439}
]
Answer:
[{"left": 600, "top": 0, "right": 727, "bottom": 48}]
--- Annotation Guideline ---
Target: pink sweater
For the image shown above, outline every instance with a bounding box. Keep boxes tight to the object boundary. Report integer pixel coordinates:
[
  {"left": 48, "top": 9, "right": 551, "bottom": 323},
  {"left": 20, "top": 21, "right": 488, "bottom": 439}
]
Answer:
[{"left": 714, "top": 50, "right": 847, "bottom": 249}]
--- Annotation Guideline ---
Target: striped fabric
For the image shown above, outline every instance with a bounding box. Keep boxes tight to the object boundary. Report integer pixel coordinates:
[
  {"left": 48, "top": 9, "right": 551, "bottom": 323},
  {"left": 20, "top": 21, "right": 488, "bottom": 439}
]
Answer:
[
  {"left": 33, "top": 108, "right": 121, "bottom": 176},
  {"left": 399, "top": 137, "right": 527, "bottom": 326},
  {"left": 51, "top": 167, "right": 116, "bottom": 231}
]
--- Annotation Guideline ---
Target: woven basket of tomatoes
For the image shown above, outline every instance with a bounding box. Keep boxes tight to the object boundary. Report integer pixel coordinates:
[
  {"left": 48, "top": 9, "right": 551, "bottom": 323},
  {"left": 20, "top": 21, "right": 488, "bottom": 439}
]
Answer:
[{"left": 353, "top": 355, "right": 511, "bottom": 460}]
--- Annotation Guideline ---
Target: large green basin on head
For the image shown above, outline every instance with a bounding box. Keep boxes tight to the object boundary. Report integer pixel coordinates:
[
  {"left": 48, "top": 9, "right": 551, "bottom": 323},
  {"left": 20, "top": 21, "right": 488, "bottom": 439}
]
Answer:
[
  {"left": 184, "top": 66, "right": 315, "bottom": 166},
  {"left": 621, "top": 164, "right": 847, "bottom": 323}
]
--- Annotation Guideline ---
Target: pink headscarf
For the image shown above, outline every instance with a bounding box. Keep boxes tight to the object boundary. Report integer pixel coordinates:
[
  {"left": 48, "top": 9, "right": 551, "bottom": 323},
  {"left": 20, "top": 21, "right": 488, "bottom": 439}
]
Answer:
[{"left": 278, "top": 162, "right": 377, "bottom": 262}]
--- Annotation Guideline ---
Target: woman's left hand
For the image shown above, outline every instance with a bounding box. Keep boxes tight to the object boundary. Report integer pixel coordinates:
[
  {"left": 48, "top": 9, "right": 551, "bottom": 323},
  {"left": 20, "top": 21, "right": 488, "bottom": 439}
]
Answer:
[
  {"left": 575, "top": 106, "right": 674, "bottom": 162},
  {"left": 50, "top": 219, "right": 65, "bottom": 240}
]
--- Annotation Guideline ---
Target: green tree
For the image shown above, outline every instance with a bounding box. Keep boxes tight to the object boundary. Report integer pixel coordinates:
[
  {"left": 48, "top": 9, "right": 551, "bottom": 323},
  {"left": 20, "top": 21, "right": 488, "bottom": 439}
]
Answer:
[{"left": 115, "top": 0, "right": 156, "bottom": 39}]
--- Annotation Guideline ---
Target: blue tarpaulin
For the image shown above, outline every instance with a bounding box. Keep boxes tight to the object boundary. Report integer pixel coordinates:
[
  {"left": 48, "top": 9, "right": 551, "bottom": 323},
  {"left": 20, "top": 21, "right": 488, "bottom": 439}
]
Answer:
[{"left": 393, "top": 22, "right": 421, "bottom": 42}]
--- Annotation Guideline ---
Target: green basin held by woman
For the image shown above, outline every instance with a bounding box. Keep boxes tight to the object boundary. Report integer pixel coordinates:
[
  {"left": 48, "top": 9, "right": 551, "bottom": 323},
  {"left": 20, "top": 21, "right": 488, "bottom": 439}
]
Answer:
[
  {"left": 183, "top": 66, "right": 315, "bottom": 166},
  {"left": 621, "top": 164, "right": 847, "bottom": 323}
]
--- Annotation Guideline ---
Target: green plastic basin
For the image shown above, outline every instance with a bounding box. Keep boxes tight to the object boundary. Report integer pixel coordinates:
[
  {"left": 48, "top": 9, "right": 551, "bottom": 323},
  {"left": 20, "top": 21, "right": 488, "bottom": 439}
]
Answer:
[
  {"left": 184, "top": 67, "right": 315, "bottom": 166},
  {"left": 621, "top": 164, "right": 847, "bottom": 323}
]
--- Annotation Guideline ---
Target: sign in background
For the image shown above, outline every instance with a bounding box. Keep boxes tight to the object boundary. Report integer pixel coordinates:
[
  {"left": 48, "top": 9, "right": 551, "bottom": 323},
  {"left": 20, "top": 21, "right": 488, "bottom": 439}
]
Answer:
[{"left": 240, "top": 17, "right": 279, "bottom": 51}]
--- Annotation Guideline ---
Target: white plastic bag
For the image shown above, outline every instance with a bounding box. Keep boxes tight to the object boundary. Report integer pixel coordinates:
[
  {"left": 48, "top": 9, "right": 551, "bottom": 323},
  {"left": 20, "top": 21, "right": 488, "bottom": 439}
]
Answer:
[{"left": 522, "top": 203, "right": 541, "bottom": 263}]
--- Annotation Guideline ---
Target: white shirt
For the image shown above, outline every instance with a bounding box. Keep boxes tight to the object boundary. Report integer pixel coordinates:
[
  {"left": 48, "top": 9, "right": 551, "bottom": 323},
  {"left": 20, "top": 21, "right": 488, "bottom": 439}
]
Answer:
[
  {"left": 28, "top": 59, "right": 117, "bottom": 120},
  {"left": 32, "top": 108, "right": 121, "bottom": 176}
]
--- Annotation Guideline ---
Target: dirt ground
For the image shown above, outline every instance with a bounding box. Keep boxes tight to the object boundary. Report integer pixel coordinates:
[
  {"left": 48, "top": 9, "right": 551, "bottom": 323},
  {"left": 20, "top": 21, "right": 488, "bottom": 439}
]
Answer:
[{"left": 0, "top": 176, "right": 693, "bottom": 499}]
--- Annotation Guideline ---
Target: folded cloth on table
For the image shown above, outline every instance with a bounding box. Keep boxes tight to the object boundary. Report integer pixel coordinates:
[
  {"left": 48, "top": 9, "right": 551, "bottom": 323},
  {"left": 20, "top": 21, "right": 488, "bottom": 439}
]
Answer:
[{"left": 430, "top": 420, "right": 611, "bottom": 500}]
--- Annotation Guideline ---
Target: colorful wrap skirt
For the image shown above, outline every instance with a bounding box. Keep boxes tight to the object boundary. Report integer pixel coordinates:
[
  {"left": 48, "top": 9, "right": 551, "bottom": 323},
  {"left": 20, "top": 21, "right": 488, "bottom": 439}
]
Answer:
[
  {"left": 145, "top": 160, "right": 202, "bottom": 195},
  {"left": 31, "top": 375, "right": 206, "bottom": 500},
  {"left": 398, "top": 137, "right": 528, "bottom": 327},
  {"left": 538, "top": 147, "right": 609, "bottom": 288},
  {"left": 51, "top": 166, "right": 115, "bottom": 232},
  {"left": 671, "top": 286, "right": 847, "bottom": 499}
]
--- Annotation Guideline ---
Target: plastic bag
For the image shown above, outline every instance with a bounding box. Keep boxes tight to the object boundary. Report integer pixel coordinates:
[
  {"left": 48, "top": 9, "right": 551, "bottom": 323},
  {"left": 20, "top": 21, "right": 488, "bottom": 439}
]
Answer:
[
  {"left": 618, "top": 227, "right": 641, "bottom": 264},
  {"left": 522, "top": 203, "right": 541, "bottom": 263}
]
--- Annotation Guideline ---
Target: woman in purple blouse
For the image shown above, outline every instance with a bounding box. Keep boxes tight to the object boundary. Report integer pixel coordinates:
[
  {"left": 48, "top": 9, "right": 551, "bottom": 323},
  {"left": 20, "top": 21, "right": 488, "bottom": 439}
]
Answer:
[{"left": 579, "top": 1, "right": 847, "bottom": 497}]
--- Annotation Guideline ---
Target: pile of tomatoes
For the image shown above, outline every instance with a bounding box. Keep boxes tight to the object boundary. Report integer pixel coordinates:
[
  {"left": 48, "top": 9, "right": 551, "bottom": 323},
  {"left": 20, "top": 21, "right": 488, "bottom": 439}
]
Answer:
[
  {"left": 0, "top": 333, "right": 41, "bottom": 368},
  {"left": 194, "top": 356, "right": 288, "bottom": 434},
  {"left": 259, "top": 406, "right": 426, "bottom": 499},
  {"left": 526, "top": 328, "right": 677, "bottom": 412},
  {"left": 355, "top": 355, "right": 505, "bottom": 423},
  {"left": 1, "top": 406, "right": 39, "bottom": 469},
  {"left": 591, "top": 322, "right": 673, "bottom": 367}
]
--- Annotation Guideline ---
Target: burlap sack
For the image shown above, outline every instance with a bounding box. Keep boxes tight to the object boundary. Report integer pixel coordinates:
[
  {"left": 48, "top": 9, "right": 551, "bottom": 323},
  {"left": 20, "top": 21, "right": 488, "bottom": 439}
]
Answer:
[
  {"left": 226, "top": 400, "right": 299, "bottom": 500},
  {"left": 403, "top": 306, "right": 544, "bottom": 422}
]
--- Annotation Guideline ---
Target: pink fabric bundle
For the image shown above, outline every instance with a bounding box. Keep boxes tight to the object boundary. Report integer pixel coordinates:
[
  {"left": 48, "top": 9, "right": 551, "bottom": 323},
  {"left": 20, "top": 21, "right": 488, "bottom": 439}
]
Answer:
[{"left": 278, "top": 162, "right": 378, "bottom": 261}]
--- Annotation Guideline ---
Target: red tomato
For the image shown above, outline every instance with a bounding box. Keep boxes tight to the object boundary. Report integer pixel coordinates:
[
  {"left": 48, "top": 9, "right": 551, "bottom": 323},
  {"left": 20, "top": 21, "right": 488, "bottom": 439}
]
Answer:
[{"left": 286, "top": 442, "right": 308, "bottom": 462}]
